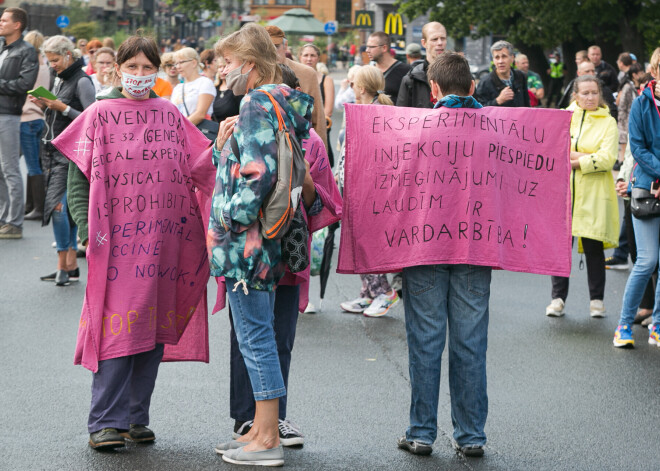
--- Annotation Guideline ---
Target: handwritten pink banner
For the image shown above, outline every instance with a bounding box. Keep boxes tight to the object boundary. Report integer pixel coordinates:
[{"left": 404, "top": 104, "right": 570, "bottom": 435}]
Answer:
[{"left": 337, "top": 104, "right": 573, "bottom": 277}]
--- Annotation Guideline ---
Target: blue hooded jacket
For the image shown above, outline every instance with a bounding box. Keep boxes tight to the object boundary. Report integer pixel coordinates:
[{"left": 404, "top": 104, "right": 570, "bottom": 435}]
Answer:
[{"left": 629, "top": 81, "right": 660, "bottom": 191}]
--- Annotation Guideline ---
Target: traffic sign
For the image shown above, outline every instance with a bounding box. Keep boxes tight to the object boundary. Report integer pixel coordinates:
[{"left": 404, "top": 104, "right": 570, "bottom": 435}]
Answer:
[
  {"left": 324, "top": 21, "right": 337, "bottom": 35},
  {"left": 56, "top": 15, "right": 70, "bottom": 29}
]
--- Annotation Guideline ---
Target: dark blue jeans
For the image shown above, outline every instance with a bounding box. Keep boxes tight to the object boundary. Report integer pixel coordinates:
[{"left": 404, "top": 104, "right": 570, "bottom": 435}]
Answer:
[
  {"left": 402, "top": 264, "right": 491, "bottom": 447},
  {"left": 230, "top": 284, "right": 300, "bottom": 421},
  {"left": 20, "top": 119, "right": 44, "bottom": 176}
]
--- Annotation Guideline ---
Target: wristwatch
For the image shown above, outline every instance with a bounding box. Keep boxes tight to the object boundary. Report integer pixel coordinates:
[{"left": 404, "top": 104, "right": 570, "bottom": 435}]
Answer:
[{"left": 62, "top": 105, "right": 71, "bottom": 117}]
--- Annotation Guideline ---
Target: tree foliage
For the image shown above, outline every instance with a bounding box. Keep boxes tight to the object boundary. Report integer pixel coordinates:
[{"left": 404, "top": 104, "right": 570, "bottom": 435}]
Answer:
[
  {"left": 64, "top": 22, "right": 99, "bottom": 41},
  {"left": 397, "top": 0, "right": 660, "bottom": 59},
  {"left": 166, "top": 0, "right": 222, "bottom": 21}
]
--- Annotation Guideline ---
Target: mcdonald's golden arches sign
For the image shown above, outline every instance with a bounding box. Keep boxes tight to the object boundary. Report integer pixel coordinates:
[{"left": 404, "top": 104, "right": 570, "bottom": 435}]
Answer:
[
  {"left": 384, "top": 13, "right": 404, "bottom": 37},
  {"left": 355, "top": 10, "right": 374, "bottom": 29}
]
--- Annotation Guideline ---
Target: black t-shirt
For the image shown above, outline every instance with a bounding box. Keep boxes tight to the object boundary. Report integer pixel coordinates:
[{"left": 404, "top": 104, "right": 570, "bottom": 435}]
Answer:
[
  {"left": 383, "top": 61, "right": 410, "bottom": 105},
  {"left": 212, "top": 88, "right": 241, "bottom": 123}
]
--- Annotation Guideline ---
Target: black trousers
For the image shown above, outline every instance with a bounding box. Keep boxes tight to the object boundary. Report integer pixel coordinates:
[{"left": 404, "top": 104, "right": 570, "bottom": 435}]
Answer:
[{"left": 551, "top": 237, "right": 605, "bottom": 301}]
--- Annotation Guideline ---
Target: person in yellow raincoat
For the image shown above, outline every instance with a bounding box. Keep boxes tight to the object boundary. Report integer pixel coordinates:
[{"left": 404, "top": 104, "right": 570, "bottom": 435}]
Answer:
[{"left": 546, "top": 75, "right": 619, "bottom": 318}]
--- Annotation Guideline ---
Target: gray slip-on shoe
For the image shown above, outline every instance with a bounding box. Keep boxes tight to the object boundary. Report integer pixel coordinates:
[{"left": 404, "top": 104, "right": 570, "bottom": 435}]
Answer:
[
  {"left": 214, "top": 439, "right": 247, "bottom": 455},
  {"left": 221, "top": 445, "right": 284, "bottom": 466},
  {"left": 397, "top": 436, "right": 433, "bottom": 456}
]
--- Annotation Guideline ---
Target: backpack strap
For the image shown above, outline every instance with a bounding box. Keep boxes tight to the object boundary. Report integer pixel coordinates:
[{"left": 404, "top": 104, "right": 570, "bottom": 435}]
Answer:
[{"left": 257, "top": 89, "right": 287, "bottom": 132}]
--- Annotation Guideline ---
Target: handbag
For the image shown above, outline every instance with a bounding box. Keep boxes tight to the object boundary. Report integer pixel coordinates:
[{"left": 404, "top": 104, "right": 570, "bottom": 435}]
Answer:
[
  {"left": 630, "top": 187, "right": 660, "bottom": 219},
  {"left": 281, "top": 205, "right": 309, "bottom": 273},
  {"left": 182, "top": 82, "right": 219, "bottom": 139}
]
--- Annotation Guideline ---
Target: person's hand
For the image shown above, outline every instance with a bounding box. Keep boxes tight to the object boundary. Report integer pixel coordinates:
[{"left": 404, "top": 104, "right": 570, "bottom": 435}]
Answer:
[
  {"left": 615, "top": 180, "right": 628, "bottom": 197},
  {"left": 28, "top": 95, "right": 47, "bottom": 110},
  {"left": 302, "top": 159, "right": 316, "bottom": 209},
  {"left": 655, "top": 81, "right": 660, "bottom": 100},
  {"left": 39, "top": 97, "right": 67, "bottom": 113},
  {"left": 496, "top": 86, "right": 514, "bottom": 105},
  {"left": 216, "top": 115, "right": 238, "bottom": 150}
]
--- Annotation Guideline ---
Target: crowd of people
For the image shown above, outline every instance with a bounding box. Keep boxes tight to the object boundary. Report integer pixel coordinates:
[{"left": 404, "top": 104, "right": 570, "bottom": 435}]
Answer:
[{"left": 1, "top": 5, "right": 660, "bottom": 467}]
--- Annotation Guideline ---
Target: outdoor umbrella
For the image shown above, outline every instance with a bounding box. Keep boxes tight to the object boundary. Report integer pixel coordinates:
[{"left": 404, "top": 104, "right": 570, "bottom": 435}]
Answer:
[
  {"left": 318, "top": 221, "right": 339, "bottom": 310},
  {"left": 267, "top": 8, "right": 326, "bottom": 36}
]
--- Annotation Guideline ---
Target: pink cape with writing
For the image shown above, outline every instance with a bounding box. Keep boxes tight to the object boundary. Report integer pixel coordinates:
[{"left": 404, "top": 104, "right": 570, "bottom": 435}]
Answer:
[
  {"left": 53, "top": 97, "right": 216, "bottom": 372},
  {"left": 338, "top": 104, "right": 573, "bottom": 277},
  {"left": 211, "top": 128, "right": 343, "bottom": 314}
]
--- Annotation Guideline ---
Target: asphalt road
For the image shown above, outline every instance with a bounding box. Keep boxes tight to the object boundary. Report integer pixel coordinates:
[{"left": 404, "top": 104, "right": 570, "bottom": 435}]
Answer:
[{"left": 3, "top": 76, "right": 659, "bottom": 470}]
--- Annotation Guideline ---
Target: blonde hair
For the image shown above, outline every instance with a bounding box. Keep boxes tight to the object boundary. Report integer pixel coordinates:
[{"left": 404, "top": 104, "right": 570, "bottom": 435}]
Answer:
[
  {"left": 650, "top": 47, "right": 660, "bottom": 77},
  {"left": 316, "top": 62, "right": 329, "bottom": 75},
  {"left": 354, "top": 65, "right": 393, "bottom": 105},
  {"left": 24, "top": 30, "right": 44, "bottom": 51},
  {"left": 215, "top": 23, "right": 281, "bottom": 88},
  {"left": 175, "top": 47, "right": 202, "bottom": 71}
]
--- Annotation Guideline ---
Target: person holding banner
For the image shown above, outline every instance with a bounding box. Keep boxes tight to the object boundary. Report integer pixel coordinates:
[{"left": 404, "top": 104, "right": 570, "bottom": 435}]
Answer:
[
  {"left": 546, "top": 75, "right": 619, "bottom": 318},
  {"left": 338, "top": 65, "right": 401, "bottom": 317},
  {"left": 396, "top": 52, "right": 490, "bottom": 458},
  {"left": 209, "top": 24, "right": 313, "bottom": 467},
  {"left": 613, "top": 48, "right": 660, "bottom": 348},
  {"left": 53, "top": 33, "right": 214, "bottom": 450}
]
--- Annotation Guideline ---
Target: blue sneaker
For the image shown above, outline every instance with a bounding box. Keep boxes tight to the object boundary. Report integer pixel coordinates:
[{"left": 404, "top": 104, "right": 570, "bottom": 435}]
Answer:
[
  {"left": 649, "top": 324, "right": 660, "bottom": 346},
  {"left": 613, "top": 324, "right": 634, "bottom": 348}
]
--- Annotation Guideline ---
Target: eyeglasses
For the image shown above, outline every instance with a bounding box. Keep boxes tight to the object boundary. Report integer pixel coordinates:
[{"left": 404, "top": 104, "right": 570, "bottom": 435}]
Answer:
[
  {"left": 174, "top": 60, "right": 192, "bottom": 67},
  {"left": 365, "top": 44, "right": 386, "bottom": 49}
]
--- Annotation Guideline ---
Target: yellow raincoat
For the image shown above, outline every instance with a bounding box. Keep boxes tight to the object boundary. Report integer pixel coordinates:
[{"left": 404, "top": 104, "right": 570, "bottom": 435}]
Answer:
[{"left": 567, "top": 102, "right": 619, "bottom": 251}]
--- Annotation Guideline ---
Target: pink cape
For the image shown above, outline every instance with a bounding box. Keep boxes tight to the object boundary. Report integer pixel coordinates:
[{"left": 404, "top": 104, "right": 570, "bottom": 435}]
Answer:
[
  {"left": 338, "top": 104, "right": 573, "bottom": 277},
  {"left": 53, "top": 97, "right": 216, "bottom": 372},
  {"left": 211, "top": 128, "right": 342, "bottom": 314}
]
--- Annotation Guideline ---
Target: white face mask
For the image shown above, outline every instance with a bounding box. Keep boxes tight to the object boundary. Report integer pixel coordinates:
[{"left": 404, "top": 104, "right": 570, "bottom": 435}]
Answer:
[
  {"left": 225, "top": 61, "right": 253, "bottom": 96},
  {"left": 121, "top": 71, "right": 157, "bottom": 98}
]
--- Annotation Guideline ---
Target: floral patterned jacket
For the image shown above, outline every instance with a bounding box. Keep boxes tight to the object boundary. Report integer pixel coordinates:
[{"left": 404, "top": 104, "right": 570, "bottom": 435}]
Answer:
[{"left": 207, "top": 84, "right": 313, "bottom": 291}]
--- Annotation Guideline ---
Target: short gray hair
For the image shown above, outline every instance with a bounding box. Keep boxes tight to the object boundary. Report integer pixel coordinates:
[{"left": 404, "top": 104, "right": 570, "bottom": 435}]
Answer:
[
  {"left": 42, "top": 35, "right": 79, "bottom": 59},
  {"left": 490, "top": 40, "right": 513, "bottom": 56}
]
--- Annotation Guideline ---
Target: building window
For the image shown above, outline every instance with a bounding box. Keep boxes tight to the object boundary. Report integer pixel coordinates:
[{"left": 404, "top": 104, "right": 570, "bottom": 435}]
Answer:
[
  {"left": 336, "top": 0, "right": 350, "bottom": 24},
  {"left": 274, "top": 0, "right": 307, "bottom": 5},
  {"left": 252, "top": 0, "right": 268, "bottom": 5}
]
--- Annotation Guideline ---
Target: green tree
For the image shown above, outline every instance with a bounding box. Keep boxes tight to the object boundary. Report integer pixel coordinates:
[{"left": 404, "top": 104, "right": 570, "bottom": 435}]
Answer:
[
  {"left": 166, "top": 0, "right": 222, "bottom": 21},
  {"left": 397, "top": 0, "right": 660, "bottom": 81},
  {"left": 65, "top": 22, "right": 99, "bottom": 41}
]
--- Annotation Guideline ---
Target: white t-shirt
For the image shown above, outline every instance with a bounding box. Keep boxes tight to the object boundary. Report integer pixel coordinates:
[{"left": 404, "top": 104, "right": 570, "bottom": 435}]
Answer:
[{"left": 171, "top": 76, "right": 216, "bottom": 117}]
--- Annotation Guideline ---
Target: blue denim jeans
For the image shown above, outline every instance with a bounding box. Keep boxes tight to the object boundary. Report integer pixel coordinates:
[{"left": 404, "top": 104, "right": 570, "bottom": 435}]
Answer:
[
  {"left": 225, "top": 278, "right": 286, "bottom": 401},
  {"left": 230, "top": 284, "right": 300, "bottom": 421},
  {"left": 52, "top": 191, "right": 78, "bottom": 252},
  {"left": 402, "top": 264, "right": 491, "bottom": 447},
  {"left": 20, "top": 119, "right": 44, "bottom": 176},
  {"left": 618, "top": 216, "right": 660, "bottom": 327}
]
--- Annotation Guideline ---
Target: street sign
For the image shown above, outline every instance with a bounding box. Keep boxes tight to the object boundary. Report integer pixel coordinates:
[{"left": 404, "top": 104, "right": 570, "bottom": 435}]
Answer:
[
  {"left": 324, "top": 21, "right": 337, "bottom": 35},
  {"left": 56, "top": 15, "right": 70, "bottom": 29},
  {"left": 355, "top": 10, "right": 374, "bottom": 30}
]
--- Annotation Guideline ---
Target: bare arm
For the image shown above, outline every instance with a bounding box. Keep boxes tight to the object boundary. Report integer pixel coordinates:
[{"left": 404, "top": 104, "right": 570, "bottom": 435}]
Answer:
[{"left": 187, "top": 93, "right": 214, "bottom": 125}]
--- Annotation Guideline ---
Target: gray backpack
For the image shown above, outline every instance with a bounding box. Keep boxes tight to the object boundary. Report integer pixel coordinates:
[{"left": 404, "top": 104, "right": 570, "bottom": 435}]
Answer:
[{"left": 231, "top": 89, "right": 306, "bottom": 240}]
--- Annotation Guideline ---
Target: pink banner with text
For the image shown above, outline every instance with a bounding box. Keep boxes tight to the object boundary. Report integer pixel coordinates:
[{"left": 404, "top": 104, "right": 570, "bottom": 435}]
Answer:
[{"left": 337, "top": 104, "right": 573, "bottom": 277}]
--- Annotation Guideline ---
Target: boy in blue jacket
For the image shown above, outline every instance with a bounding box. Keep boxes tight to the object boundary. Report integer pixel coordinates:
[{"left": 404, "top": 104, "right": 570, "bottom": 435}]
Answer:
[{"left": 397, "top": 52, "right": 491, "bottom": 458}]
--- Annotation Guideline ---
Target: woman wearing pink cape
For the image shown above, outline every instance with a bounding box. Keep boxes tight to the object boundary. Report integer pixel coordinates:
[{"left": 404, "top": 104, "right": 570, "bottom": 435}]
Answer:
[{"left": 53, "top": 34, "right": 215, "bottom": 450}]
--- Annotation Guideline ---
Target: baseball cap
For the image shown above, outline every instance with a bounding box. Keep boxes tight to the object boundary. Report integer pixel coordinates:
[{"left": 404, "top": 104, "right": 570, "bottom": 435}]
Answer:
[{"left": 406, "top": 43, "right": 422, "bottom": 55}]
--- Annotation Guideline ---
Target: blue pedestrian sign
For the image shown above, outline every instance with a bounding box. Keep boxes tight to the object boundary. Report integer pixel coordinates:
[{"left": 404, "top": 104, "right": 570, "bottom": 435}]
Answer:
[
  {"left": 324, "top": 21, "right": 337, "bottom": 35},
  {"left": 56, "top": 15, "right": 70, "bottom": 28}
]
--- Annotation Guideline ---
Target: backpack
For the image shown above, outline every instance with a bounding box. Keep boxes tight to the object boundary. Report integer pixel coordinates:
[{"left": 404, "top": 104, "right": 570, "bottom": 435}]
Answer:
[{"left": 231, "top": 89, "right": 306, "bottom": 240}]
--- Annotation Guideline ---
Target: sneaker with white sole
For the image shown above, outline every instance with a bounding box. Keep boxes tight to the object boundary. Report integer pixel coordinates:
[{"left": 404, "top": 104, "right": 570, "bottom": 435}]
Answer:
[
  {"left": 545, "top": 298, "right": 565, "bottom": 317},
  {"left": 590, "top": 299, "right": 605, "bottom": 318},
  {"left": 278, "top": 419, "right": 304, "bottom": 446},
  {"left": 340, "top": 297, "right": 372, "bottom": 313},
  {"left": 363, "top": 291, "right": 400, "bottom": 317},
  {"left": 304, "top": 303, "right": 317, "bottom": 314}
]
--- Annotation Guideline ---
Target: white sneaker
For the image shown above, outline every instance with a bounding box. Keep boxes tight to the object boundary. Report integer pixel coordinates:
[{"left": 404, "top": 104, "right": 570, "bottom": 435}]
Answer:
[
  {"left": 340, "top": 297, "right": 372, "bottom": 313},
  {"left": 304, "top": 303, "right": 317, "bottom": 314},
  {"left": 590, "top": 299, "right": 605, "bottom": 318},
  {"left": 363, "top": 291, "right": 400, "bottom": 317},
  {"left": 546, "top": 298, "right": 565, "bottom": 317}
]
